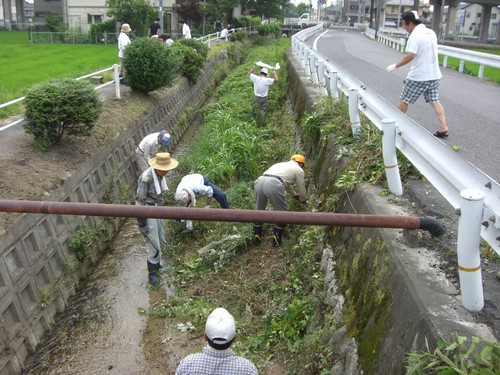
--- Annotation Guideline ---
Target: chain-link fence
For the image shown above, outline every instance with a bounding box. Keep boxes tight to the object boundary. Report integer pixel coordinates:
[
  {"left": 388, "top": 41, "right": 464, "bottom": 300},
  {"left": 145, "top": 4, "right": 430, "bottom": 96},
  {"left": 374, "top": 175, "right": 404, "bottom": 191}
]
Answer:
[{"left": 30, "top": 31, "right": 120, "bottom": 45}]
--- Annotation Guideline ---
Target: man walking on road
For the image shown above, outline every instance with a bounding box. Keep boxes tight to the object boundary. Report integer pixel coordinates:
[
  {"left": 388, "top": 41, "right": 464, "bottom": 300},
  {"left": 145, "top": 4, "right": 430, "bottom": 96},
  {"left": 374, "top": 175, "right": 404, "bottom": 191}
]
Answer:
[
  {"left": 253, "top": 155, "right": 307, "bottom": 247},
  {"left": 385, "top": 11, "right": 449, "bottom": 139},
  {"left": 135, "top": 152, "right": 179, "bottom": 285}
]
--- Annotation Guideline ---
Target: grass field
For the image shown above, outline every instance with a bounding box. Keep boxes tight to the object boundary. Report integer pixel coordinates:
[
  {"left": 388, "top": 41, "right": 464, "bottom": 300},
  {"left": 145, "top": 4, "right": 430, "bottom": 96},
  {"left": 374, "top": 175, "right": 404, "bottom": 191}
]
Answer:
[{"left": 0, "top": 31, "right": 117, "bottom": 111}]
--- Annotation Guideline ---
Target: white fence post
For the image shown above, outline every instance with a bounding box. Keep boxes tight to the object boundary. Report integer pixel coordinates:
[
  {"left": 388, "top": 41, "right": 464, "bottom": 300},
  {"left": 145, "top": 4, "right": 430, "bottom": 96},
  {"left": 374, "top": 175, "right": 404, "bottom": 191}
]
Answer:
[
  {"left": 318, "top": 60, "right": 327, "bottom": 96},
  {"left": 304, "top": 49, "right": 311, "bottom": 76},
  {"left": 381, "top": 119, "right": 403, "bottom": 196},
  {"left": 329, "top": 71, "right": 339, "bottom": 99},
  {"left": 310, "top": 53, "right": 319, "bottom": 84},
  {"left": 113, "top": 64, "right": 121, "bottom": 99},
  {"left": 456, "top": 189, "right": 485, "bottom": 312},
  {"left": 348, "top": 88, "right": 361, "bottom": 136}
]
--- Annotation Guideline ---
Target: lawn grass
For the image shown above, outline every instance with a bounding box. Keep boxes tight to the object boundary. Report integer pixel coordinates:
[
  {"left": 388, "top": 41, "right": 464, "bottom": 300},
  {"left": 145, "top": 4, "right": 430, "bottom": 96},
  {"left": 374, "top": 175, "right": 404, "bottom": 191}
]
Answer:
[
  {"left": 439, "top": 47, "right": 500, "bottom": 84},
  {"left": 0, "top": 31, "right": 117, "bottom": 106}
]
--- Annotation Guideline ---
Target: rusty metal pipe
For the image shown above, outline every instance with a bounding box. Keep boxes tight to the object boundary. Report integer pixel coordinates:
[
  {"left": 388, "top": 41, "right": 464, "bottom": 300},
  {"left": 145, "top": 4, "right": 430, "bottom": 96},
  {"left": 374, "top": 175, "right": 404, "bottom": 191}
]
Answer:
[{"left": 0, "top": 200, "right": 445, "bottom": 235}]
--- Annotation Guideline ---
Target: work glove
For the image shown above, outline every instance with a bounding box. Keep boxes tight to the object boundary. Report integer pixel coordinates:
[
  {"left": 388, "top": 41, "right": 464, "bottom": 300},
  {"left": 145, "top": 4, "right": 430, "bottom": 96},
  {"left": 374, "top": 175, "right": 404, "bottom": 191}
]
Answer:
[
  {"left": 271, "top": 67, "right": 276, "bottom": 71},
  {"left": 385, "top": 64, "right": 397, "bottom": 73},
  {"left": 137, "top": 217, "right": 150, "bottom": 236},
  {"left": 186, "top": 220, "right": 193, "bottom": 231},
  {"left": 204, "top": 205, "right": 211, "bottom": 208}
]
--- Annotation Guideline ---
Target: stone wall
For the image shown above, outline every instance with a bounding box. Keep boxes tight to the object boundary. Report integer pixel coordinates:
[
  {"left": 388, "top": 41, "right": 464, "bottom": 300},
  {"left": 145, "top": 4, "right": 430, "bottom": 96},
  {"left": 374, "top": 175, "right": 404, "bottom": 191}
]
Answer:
[
  {"left": 285, "top": 50, "right": 495, "bottom": 374},
  {"left": 0, "top": 51, "right": 228, "bottom": 374}
]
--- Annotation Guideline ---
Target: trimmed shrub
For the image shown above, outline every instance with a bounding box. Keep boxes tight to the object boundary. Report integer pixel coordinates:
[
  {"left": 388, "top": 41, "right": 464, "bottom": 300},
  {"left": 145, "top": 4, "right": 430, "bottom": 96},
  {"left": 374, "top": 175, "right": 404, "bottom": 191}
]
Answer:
[
  {"left": 123, "top": 37, "right": 180, "bottom": 93},
  {"left": 23, "top": 78, "right": 102, "bottom": 150},
  {"left": 177, "top": 38, "right": 209, "bottom": 59},
  {"left": 169, "top": 43, "right": 205, "bottom": 83}
]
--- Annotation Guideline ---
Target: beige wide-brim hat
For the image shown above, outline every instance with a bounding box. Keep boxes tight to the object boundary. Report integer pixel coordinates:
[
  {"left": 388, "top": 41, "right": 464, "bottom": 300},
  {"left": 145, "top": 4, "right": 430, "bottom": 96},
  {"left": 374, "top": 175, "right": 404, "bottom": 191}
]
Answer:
[
  {"left": 148, "top": 152, "right": 178, "bottom": 171},
  {"left": 121, "top": 23, "right": 132, "bottom": 33}
]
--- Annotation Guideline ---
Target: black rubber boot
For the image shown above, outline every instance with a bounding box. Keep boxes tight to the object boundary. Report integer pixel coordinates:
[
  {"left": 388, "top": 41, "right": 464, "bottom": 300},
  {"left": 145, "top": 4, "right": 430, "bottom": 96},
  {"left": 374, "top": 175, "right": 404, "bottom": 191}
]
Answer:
[
  {"left": 253, "top": 224, "right": 263, "bottom": 245},
  {"left": 147, "top": 261, "right": 159, "bottom": 285},
  {"left": 272, "top": 226, "right": 285, "bottom": 247}
]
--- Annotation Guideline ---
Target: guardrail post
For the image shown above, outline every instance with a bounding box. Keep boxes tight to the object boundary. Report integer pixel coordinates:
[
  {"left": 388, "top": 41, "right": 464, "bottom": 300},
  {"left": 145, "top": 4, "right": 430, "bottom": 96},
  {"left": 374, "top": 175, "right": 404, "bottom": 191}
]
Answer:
[
  {"left": 305, "top": 49, "right": 312, "bottom": 76},
  {"left": 381, "top": 119, "right": 403, "bottom": 196},
  {"left": 443, "top": 55, "right": 448, "bottom": 68},
  {"left": 318, "top": 60, "right": 328, "bottom": 96},
  {"left": 459, "top": 59, "right": 465, "bottom": 73},
  {"left": 456, "top": 189, "right": 484, "bottom": 312},
  {"left": 302, "top": 48, "right": 309, "bottom": 71},
  {"left": 400, "top": 37, "right": 406, "bottom": 52},
  {"left": 348, "top": 88, "right": 361, "bottom": 136},
  {"left": 113, "top": 64, "right": 121, "bottom": 99},
  {"left": 329, "top": 71, "right": 339, "bottom": 99},
  {"left": 310, "top": 53, "right": 318, "bottom": 84},
  {"left": 478, "top": 65, "right": 484, "bottom": 79}
]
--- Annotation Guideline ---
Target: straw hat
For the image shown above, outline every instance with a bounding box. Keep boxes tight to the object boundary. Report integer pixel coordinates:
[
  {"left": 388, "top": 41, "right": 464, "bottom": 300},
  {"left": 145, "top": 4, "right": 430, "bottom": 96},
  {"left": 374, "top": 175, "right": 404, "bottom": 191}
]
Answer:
[
  {"left": 148, "top": 152, "right": 178, "bottom": 171},
  {"left": 121, "top": 23, "right": 132, "bottom": 33}
]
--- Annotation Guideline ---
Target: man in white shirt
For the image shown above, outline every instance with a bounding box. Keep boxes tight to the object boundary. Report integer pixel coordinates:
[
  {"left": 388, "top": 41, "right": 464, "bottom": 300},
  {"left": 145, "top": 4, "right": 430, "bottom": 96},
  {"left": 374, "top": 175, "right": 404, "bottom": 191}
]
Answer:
[
  {"left": 135, "top": 130, "right": 171, "bottom": 173},
  {"left": 249, "top": 64, "right": 278, "bottom": 119},
  {"left": 180, "top": 20, "right": 191, "bottom": 39},
  {"left": 385, "top": 11, "right": 449, "bottom": 138}
]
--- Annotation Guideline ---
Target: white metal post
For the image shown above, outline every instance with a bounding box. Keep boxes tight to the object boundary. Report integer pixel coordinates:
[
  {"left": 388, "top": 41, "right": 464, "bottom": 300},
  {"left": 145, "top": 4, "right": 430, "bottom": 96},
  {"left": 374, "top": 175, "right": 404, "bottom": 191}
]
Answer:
[
  {"left": 348, "top": 88, "right": 361, "bottom": 136},
  {"left": 113, "top": 64, "right": 121, "bottom": 99},
  {"left": 318, "top": 60, "right": 328, "bottom": 96},
  {"left": 329, "top": 72, "right": 339, "bottom": 99},
  {"left": 310, "top": 53, "right": 318, "bottom": 84},
  {"left": 381, "top": 119, "right": 403, "bottom": 196},
  {"left": 457, "top": 189, "right": 484, "bottom": 312},
  {"left": 301, "top": 47, "right": 309, "bottom": 70},
  {"left": 304, "top": 49, "right": 311, "bottom": 76}
]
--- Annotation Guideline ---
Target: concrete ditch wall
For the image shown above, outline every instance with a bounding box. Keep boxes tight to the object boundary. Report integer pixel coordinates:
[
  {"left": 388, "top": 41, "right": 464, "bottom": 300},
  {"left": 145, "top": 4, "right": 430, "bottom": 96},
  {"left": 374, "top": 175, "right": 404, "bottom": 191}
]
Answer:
[
  {"left": 285, "top": 50, "right": 495, "bottom": 374},
  {"left": 0, "top": 51, "right": 228, "bottom": 374}
]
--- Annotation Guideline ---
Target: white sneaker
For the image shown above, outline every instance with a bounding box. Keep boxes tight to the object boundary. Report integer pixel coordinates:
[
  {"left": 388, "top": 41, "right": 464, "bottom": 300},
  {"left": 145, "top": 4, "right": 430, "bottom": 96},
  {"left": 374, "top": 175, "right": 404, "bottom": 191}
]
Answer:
[{"left": 186, "top": 220, "right": 193, "bottom": 231}]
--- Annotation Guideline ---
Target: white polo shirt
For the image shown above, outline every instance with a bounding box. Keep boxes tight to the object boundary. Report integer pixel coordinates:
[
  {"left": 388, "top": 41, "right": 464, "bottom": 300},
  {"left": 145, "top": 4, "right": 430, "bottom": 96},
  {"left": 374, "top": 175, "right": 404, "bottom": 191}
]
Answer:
[{"left": 250, "top": 74, "right": 275, "bottom": 97}]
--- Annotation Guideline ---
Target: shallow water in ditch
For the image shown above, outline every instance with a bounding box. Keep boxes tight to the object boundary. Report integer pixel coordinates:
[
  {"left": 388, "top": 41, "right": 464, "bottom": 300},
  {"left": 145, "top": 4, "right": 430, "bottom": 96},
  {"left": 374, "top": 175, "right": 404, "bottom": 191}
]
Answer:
[{"left": 22, "top": 128, "right": 197, "bottom": 375}]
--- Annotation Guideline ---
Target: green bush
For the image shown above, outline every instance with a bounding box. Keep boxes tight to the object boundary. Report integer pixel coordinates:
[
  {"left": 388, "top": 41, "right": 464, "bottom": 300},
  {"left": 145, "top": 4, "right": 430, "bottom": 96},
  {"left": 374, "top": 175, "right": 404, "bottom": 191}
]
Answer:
[
  {"left": 169, "top": 43, "right": 205, "bottom": 83},
  {"left": 23, "top": 78, "right": 102, "bottom": 150},
  {"left": 177, "top": 38, "right": 209, "bottom": 59},
  {"left": 89, "top": 19, "right": 117, "bottom": 44},
  {"left": 123, "top": 37, "right": 180, "bottom": 93}
]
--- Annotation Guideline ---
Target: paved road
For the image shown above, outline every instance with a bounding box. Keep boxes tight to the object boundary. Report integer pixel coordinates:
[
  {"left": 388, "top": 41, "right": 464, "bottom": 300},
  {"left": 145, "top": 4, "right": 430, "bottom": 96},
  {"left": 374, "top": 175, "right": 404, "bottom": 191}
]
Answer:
[{"left": 306, "top": 29, "right": 500, "bottom": 181}]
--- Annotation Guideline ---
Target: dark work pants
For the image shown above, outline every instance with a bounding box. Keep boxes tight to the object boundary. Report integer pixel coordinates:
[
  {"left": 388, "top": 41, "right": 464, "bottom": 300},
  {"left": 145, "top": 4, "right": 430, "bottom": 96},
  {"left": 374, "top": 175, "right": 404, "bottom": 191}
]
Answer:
[{"left": 203, "top": 176, "right": 229, "bottom": 208}]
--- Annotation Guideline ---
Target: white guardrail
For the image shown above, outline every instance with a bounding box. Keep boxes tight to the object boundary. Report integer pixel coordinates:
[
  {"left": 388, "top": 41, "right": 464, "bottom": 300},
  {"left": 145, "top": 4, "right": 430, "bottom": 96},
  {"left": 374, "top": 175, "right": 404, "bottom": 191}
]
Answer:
[
  {"left": 364, "top": 26, "right": 500, "bottom": 79},
  {"left": 293, "top": 24, "right": 500, "bottom": 312}
]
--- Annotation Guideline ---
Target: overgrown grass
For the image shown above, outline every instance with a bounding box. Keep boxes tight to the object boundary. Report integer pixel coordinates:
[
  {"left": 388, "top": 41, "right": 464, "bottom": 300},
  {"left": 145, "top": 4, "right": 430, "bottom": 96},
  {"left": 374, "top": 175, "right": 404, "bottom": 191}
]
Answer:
[
  {"left": 439, "top": 47, "right": 500, "bottom": 84},
  {"left": 0, "top": 31, "right": 116, "bottom": 116}
]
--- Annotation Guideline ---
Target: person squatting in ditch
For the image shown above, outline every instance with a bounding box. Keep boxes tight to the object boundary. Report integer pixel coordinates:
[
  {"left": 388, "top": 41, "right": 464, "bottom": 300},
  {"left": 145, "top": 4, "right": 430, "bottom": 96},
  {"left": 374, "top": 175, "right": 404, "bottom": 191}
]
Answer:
[
  {"left": 253, "top": 154, "right": 307, "bottom": 247},
  {"left": 134, "top": 130, "right": 171, "bottom": 173},
  {"left": 135, "top": 152, "right": 179, "bottom": 285},
  {"left": 174, "top": 173, "right": 229, "bottom": 231}
]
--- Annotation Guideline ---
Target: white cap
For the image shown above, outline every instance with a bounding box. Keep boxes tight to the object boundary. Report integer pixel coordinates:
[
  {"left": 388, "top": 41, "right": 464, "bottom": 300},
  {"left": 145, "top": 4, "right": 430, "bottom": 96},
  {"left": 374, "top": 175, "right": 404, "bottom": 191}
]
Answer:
[
  {"left": 205, "top": 308, "right": 236, "bottom": 345},
  {"left": 260, "top": 67, "right": 269, "bottom": 75}
]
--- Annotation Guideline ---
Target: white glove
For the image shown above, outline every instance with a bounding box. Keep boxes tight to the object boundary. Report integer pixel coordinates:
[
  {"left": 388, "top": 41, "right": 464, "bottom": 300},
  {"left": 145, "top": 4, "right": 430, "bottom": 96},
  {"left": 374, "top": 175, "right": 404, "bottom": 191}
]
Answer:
[
  {"left": 385, "top": 64, "right": 397, "bottom": 73},
  {"left": 204, "top": 205, "right": 211, "bottom": 208},
  {"left": 186, "top": 220, "right": 193, "bottom": 231}
]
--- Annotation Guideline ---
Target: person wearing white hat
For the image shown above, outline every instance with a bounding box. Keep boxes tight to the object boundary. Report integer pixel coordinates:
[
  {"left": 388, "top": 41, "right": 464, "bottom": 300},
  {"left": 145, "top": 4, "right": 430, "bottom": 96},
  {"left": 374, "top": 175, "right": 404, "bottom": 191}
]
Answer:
[
  {"left": 135, "top": 130, "right": 171, "bottom": 173},
  {"left": 249, "top": 62, "right": 278, "bottom": 120},
  {"left": 118, "top": 23, "right": 132, "bottom": 82},
  {"left": 174, "top": 173, "right": 229, "bottom": 231},
  {"left": 175, "top": 307, "right": 258, "bottom": 374},
  {"left": 135, "top": 152, "right": 179, "bottom": 285}
]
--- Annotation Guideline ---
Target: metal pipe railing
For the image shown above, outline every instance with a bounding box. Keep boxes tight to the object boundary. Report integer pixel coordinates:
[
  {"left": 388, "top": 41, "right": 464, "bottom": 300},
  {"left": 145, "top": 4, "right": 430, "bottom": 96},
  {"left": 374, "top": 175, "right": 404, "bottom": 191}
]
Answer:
[{"left": 0, "top": 200, "right": 445, "bottom": 236}]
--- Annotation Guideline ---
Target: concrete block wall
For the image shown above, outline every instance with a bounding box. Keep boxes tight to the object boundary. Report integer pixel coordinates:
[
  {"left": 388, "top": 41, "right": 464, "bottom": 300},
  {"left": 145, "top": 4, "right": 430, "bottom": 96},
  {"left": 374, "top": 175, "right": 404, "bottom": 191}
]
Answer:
[{"left": 0, "top": 51, "right": 227, "bottom": 374}]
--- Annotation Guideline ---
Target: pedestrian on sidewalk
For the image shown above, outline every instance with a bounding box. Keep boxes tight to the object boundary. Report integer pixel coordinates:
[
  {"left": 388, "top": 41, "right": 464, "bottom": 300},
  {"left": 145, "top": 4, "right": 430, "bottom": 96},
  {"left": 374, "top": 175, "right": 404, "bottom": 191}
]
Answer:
[
  {"left": 175, "top": 307, "right": 258, "bottom": 375},
  {"left": 174, "top": 173, "right": 229, "bottom": 231},
  {"left": 135, "top": 130, "right": 171, "bottom": 173},
  {"left": 385, "top": 11, "right": 449, "bottom": 138},
  {"left": 118, "top": 23, "right": 132, "bottom": 83},
  {"left": 249, "top": 63, "right": 278, "bottom": 119},
  {"left": 135, "top": 152, "right": 179, "bottom": 285},
  {"left": 253, "top": 155, "right": 307, "bottom": 247}
]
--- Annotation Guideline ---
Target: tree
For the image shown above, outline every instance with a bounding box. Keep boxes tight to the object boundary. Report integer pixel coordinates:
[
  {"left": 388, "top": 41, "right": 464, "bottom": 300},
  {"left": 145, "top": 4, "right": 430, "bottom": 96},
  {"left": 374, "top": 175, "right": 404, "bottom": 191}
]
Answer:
[
  {"left": 105, "top": 0, "right": 157, "bottom": 36},
  {"left": 24, "top": 79, "right": 102, "bottom": 150}
]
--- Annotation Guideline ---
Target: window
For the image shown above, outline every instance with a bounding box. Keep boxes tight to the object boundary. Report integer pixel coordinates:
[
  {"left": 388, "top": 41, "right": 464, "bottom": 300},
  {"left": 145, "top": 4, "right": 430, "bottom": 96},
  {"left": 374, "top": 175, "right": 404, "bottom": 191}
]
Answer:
[
  {"left": 88, "top": 14, "right": 103, "bottom": 24},
  {"left": 466, "top": 11, "right": 470, "bottom": 18},
  {"left": 477, "top": 13, "right": 481, "bottom": 18},
  {"left": 492, "top": 14, "right": 497, "bottom": 19}
]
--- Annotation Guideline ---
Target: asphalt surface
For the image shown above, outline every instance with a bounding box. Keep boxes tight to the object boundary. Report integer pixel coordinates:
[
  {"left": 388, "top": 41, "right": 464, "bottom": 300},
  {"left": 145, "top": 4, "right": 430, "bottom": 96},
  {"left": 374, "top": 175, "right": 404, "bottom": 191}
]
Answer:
[{"left": 306, "top": 28, "right": 500, "bottom": 182}]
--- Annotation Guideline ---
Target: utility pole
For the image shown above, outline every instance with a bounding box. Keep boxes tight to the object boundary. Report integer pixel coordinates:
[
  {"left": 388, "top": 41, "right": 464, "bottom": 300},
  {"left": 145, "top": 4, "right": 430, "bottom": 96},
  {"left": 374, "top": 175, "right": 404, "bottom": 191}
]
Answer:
[{"left": 159, "top": 0, "right": 164, "bottom": 34}]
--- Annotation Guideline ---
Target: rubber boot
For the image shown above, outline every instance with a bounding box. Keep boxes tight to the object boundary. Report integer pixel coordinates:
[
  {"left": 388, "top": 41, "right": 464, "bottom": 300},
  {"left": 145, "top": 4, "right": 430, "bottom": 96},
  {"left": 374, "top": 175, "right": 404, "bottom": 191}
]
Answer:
[
  {"left": 147, "top": 261, "right": 159, "bottom": 285},
  {"left": 272, "top": 226, "right": 285, "bottom": 247},
  {"left": 253, "top": 224, "right": 263, "bottom": 245}
]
